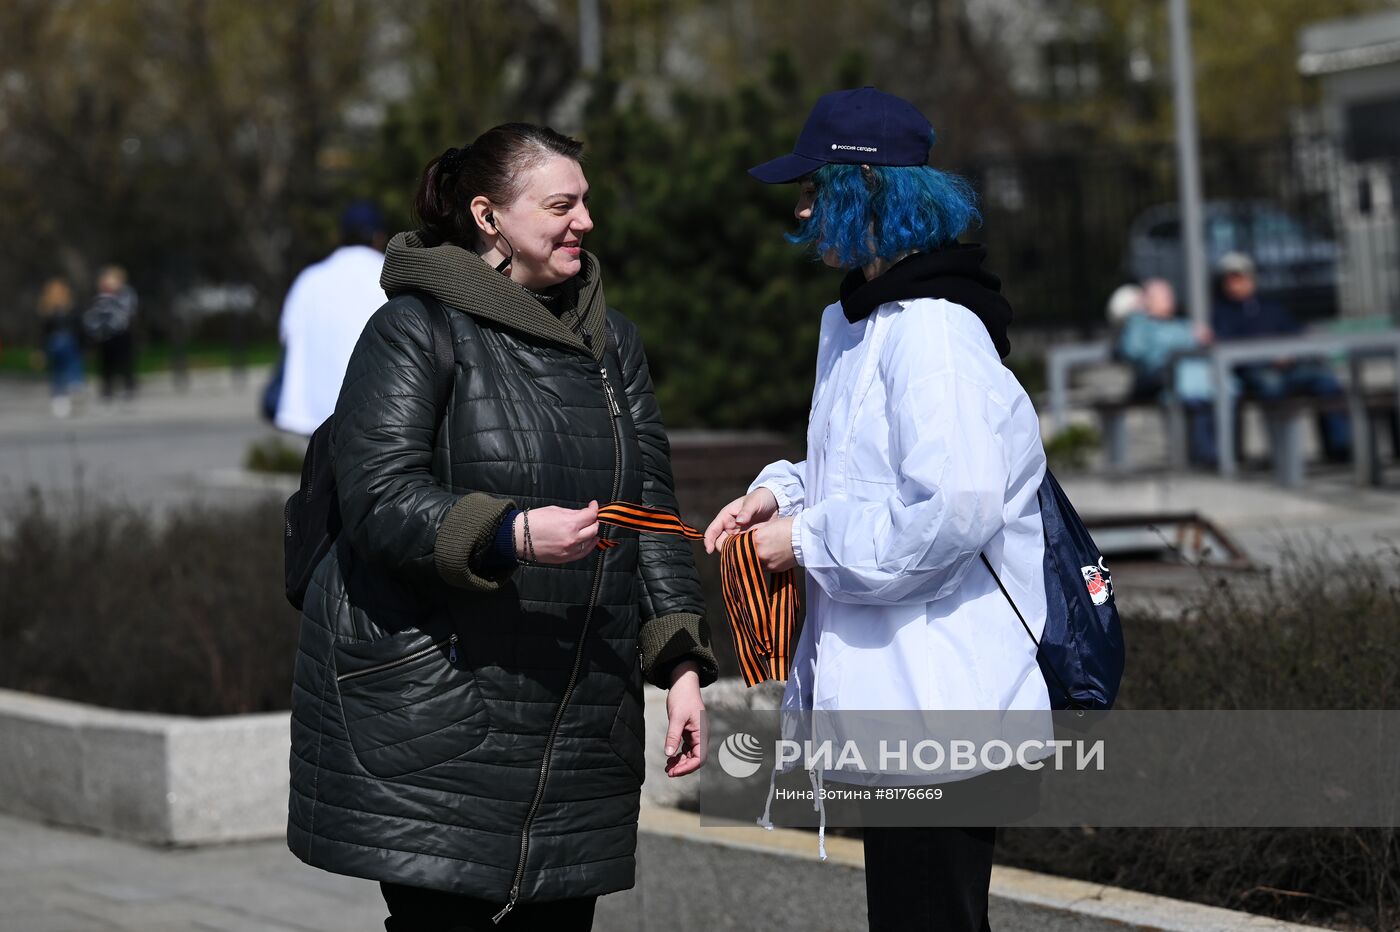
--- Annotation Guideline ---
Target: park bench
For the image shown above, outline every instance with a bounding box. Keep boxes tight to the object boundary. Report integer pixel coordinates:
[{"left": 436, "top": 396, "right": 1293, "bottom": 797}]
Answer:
[
  {"left": 1086, "top": 383, "right": 1400, "bottom": 484},
  {"left": 1254, "top": 390, "right": 1400, "bottom": 487},
  {"left": 1204, "top": 329, "right": 1400, "bottom": 485},
  {"left": 1048, "top": 324, "right": 1400, "bottom": 486},
  {"left": 1087, "top": 397, "right": 1184, "bottom": 473}
]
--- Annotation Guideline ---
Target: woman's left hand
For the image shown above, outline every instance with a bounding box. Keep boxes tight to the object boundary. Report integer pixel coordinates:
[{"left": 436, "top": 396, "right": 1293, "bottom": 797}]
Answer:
[
  {"left": 750, "top": 517, "right": 796, "bottom": 572},
  {"left": 663, "top": 661, "right": 707, "bottom": 778}
]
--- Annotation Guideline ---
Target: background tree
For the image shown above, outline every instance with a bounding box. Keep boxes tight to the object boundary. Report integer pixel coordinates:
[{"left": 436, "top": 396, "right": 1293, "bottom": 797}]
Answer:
[
  {"left": 1036, "top": 0, "right": 1399, "bottom": 145},
  {"left": 0, "top": 0, "right": 381, "bottom": 335},
  {"left": 2, "top": 0, "right": 1390, "bottom": 409},
  {"left": 580, "top": 53, "right": 868, "bottom": 433}
]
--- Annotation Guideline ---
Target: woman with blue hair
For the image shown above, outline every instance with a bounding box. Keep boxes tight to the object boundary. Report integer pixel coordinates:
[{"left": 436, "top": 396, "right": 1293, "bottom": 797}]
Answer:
[{"left": 705, "top": 88, "right": 1050, "bottom": 932}]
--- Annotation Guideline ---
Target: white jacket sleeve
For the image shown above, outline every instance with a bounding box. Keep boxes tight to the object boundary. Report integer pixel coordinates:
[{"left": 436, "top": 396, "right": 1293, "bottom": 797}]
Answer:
[
  {"left": 794, "top": 369, "right": 1009, "bottom": 606},
  {"left": 748, "top": 459, "right": 807, "bottom": 517}
]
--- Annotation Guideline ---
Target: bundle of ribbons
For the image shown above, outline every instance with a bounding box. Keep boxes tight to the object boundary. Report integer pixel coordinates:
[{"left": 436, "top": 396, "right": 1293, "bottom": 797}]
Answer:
[{"left": 595, "top": 502, "right": 795, "bottom": 687}]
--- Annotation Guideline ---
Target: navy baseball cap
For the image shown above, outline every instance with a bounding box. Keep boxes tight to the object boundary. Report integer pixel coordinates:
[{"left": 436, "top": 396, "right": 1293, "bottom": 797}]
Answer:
[
  {"left": 340, "top": 199, "right": 385, "bottom": 237},
  {"left": 749, "top": 86, "right": 934, "bottom": 184}
]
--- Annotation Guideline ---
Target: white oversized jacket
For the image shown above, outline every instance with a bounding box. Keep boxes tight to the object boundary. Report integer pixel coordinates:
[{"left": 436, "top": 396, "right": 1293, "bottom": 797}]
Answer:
[{"left": 751, "top": 297, "right": 1050, "bottom": 716}]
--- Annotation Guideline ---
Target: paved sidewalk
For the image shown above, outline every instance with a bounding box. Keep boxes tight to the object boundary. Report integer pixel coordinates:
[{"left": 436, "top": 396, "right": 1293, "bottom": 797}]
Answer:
[
  {"left": 2, "top": 809, "right": 1326, "bottom": 932},
  {"left": 0, "top": 369, "right": 286, "bottom": 523},
  {"left": 0, "top": 813, "right": 382, "bottom": 931}
]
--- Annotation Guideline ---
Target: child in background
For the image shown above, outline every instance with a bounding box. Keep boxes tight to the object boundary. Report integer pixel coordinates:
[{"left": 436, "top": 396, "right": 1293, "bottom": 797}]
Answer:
[{"left": 37, "top": 277, "right": 85, "bottom": 418}]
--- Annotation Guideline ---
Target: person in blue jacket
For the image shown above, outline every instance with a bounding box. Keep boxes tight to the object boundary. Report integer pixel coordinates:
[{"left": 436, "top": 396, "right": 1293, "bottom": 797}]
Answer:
[
  {"left": 1212, "top": 252, "right": 1350, "bottom": 462},
  {"left": 1116, "top": 278, "right": 1221, "bottom": 466}
]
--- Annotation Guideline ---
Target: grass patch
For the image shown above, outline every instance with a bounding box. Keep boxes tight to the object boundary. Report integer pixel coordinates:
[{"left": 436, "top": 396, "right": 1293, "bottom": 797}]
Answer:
[
  {"left": 246, "top": 436, "right": 306, "bottom": 474},
  {"left": 0, "top": 341, "right": 280, "bottom": 378}
]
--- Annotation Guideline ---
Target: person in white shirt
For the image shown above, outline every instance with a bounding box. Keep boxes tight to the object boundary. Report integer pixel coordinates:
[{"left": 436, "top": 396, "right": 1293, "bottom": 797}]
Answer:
[
  {"left": 273, "top": 201, "right": 388, "bottom": 435},
  {"left": 704, "top": 88, "right": 1049, "bottom": 932}
]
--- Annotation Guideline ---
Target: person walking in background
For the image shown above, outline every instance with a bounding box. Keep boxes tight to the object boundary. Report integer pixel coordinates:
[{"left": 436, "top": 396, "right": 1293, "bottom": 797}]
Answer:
[
  {"left": 272, "top": 200, "right": 389, "bottom": 435},
  {"left": 1212, "top": 251, "right": 1351, "bottom": 462},
  {"left": 37, "top": 277, "right": 85, "bottom": 418},
  {"left": 1115, "top": 278, "right": 1222, "bottom": 466},
  {"left": 707, "top": 87, "right": 1048, "bottom": 932},
  {"left": 83, "top": 265, "right": 138, "bottom": 402}
]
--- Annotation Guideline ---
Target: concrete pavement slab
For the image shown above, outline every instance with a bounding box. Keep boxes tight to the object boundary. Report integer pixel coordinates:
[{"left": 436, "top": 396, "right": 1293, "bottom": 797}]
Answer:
[
  {"left": 0, "top": 814, "right": 382, "bottom": 931},
  {"left": 0, "top": 803, "right": 1332, "bottom": 932}
]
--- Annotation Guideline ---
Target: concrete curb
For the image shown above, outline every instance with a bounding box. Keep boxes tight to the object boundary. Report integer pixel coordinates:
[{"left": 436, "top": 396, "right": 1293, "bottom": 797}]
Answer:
[
  {"left": 615, "top": 806, "right": 1328, "bottom": 932},
  {"left": 0, "top": 688, "right": 288, "bottom": 845}
]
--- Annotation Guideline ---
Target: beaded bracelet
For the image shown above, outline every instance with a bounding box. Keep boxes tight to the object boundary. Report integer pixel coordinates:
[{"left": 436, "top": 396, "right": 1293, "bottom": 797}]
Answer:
[{"left": 519, "top": 508, "right": 538, "bottom": 565}]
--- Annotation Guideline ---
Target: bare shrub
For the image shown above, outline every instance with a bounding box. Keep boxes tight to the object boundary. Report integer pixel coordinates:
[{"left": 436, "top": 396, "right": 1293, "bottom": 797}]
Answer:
[{"left": 0, "top": 491, "right": 298, "bottom": 715}]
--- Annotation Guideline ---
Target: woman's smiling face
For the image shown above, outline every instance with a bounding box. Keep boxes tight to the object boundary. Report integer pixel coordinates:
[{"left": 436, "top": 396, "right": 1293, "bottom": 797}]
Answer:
[{"left": 490, "top": 155, "right": 594, "bottom": 290}]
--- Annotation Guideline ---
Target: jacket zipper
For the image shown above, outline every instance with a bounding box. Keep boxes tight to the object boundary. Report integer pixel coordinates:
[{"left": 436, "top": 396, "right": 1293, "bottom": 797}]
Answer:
[
  {"left": 494, "top": 364, "right": 623, "bottom": 924},
  {"left": 335, "top": 634, "right": 458, "bottom": 683},
  {"left": 599, "top": 366, "right": 622, "bottom": 418}
]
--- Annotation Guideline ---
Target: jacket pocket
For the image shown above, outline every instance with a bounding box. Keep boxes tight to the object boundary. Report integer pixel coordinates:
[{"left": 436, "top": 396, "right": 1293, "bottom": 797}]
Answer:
[
  {"left": 607, "top": 671, "right": 647, "bottom": 785},
  {"left": 608, "top": 700, "right": 647, "bottom": 785},
  {"left": 333, "top": 629, "right": 488, "bottom": 779}
]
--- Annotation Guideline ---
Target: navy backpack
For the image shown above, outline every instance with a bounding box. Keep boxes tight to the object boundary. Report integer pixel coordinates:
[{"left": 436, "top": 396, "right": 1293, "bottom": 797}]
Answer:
[{"left": 981, "top": 468, "right": 1125, "bottom": 711}]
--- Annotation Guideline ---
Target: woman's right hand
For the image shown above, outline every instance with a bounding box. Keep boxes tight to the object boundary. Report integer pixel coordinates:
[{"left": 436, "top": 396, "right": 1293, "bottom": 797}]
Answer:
[
  {"left": 703, "top": 488, "right": 779, "bottom": 554},
  {"left": 514, "top": 501, "right": 600, "bottom": 564}
]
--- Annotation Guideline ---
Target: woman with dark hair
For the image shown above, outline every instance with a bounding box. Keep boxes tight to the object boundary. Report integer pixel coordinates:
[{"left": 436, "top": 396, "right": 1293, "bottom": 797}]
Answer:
[
  {"left": 705, "top": 89, "right": 1049, "bottom": 932},
  {"left": 288, "top": 122, "right": 716, "bottom": 931}
]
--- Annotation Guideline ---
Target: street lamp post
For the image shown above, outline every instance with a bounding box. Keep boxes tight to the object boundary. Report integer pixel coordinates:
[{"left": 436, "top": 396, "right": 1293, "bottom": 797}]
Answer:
[{"left": 1169, "top": 0, "right": 1210, "bottom": 330}]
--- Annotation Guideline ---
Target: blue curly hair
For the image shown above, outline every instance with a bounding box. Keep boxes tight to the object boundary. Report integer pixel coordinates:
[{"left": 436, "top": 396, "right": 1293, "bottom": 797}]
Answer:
[{"left": 788, "top": 158, "right": 981, "bottom": 268}]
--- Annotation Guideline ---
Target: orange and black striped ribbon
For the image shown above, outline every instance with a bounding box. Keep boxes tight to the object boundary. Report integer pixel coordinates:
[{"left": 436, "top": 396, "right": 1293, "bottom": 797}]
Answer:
[{"left": 595, "top": 502, "right": 797, "bottom": 687}]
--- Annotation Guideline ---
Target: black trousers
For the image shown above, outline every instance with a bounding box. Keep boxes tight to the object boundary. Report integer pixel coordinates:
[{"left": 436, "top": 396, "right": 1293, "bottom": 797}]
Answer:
[
  {"left": 862, "top": 826, "right": 997, "bottom": 932},
  {"left": 381, "top": 882, "right": 597, "bottom": 932},
  {"left": 98, "top": 331, "right": 136, "bottom": 399}
]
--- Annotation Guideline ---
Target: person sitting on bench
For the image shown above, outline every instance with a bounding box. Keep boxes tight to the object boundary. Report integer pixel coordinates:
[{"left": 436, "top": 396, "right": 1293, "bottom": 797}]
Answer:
[
  {"left": 1212, "top": 252, "right": 1351, "bottom": 464},
  {"left": 1114, "top": 278, "right": 1222, "bottom": 467}
]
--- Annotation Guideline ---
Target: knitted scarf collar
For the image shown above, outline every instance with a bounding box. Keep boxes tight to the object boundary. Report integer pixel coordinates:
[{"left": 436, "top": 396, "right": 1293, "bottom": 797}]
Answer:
[{"left": 380, "top": 231, "right": 607, "bottom": 361}]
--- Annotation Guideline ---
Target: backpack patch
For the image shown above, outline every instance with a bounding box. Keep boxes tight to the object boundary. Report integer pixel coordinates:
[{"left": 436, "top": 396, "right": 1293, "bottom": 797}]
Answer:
[{"left": 1080, "top": 559, "right": 1113, "bottom": 607}]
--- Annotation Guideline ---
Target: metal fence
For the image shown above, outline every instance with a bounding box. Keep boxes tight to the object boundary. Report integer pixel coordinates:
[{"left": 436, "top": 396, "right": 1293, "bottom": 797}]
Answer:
[{"left": 955, "top": 135, "right": 1400, "bottom": 332}]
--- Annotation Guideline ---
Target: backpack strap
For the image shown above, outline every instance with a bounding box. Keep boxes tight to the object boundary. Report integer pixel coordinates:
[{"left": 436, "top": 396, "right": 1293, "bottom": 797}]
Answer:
[
  {"left": 412, "top": 291, "right": 456, "bottom": 416},
  {"left": 980, "top": 552, "right": 1080, "bottom": 709},
  {"left": 981, "top": 553, "right": 1041, "bottom": 650}
]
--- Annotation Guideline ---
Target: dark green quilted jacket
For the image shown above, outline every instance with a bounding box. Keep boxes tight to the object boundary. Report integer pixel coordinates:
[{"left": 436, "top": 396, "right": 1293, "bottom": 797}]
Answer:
[{"left": 287, "top": 232, "right": 717, "bottom": 911}]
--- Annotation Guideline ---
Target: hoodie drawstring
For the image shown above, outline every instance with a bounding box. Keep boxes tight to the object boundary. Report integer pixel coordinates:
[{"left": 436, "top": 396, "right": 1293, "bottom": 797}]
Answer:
[
  {"left": 757, "top": 765, "right": 779, "bottom": 830},
  {"left": 756, "top": 765, "right": 828, "bottom": 861},
  {"left": 808, "top": 769, "right": 828, "bottom": 861}
]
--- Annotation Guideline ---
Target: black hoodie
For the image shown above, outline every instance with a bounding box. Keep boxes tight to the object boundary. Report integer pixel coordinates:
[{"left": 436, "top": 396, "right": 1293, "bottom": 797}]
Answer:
[{"left": 838, "top": 244, "right": 1013, "bottom": 358}]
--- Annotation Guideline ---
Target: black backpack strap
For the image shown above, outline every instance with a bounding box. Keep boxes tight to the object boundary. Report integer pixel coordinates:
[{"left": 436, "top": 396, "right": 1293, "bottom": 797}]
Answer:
[
  {"left": 981, "top": 553, "right": 1040, "bottom": 650},
  {"left": 981, "top": 552, "right": 1080, "bottom": 709},
  {"left": 412, "top": 291, "right": 455, "bottom": 415}
]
